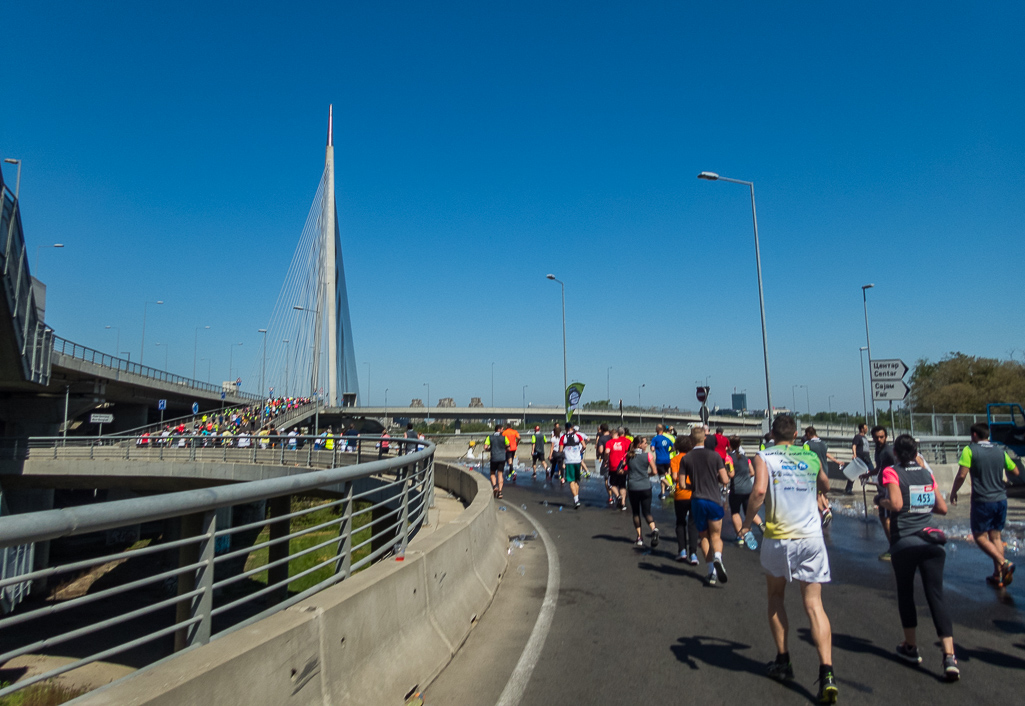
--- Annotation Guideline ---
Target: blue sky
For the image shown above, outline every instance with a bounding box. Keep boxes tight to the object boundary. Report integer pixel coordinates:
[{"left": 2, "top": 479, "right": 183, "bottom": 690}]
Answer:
[{"left": 2, "top": 1, "right": 1022, "bottom": 414}]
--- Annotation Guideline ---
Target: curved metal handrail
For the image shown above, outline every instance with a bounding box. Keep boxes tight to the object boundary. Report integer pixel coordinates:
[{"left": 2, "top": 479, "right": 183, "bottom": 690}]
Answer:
[{"left": 0, "top": 436, "right": 436, "bottom": 700}]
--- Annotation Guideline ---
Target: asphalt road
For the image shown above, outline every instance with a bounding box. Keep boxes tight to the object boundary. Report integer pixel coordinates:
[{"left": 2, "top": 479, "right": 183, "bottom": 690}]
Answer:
[{"left": 426, "top": 467, "right": 1025, "bottom": 705}]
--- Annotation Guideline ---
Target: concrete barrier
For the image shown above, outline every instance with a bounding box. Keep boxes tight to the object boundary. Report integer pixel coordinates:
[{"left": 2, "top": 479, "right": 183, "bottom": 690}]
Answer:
[{"left": 71, "top": 462, "right": 506, "bottom": 706}]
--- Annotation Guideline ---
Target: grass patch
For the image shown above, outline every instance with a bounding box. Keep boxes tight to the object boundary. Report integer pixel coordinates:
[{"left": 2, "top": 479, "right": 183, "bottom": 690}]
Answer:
[
  {"left": 0, "top": 681, "right": 88, "bottom": 706},
  {"left": 242, "top": 497, "right": 376, "bottom": 594}
]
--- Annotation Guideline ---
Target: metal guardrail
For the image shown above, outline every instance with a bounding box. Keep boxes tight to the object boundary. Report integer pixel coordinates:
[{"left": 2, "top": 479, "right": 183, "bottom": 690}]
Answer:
[
  {"left": 51, "top": 336, "right": 262, "bottom": 402},
  {"left": 0, "top": 435, "right": 435, "bottom": 700}
]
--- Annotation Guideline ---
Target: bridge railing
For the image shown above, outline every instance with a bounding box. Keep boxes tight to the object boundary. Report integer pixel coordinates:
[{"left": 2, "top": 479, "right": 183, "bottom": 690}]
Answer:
[
  {"left": 51, "top": 336, "right": 262, "bottom": 401},
  {"left": 0, "top": 435, "right": 435, "bottom": 700}
]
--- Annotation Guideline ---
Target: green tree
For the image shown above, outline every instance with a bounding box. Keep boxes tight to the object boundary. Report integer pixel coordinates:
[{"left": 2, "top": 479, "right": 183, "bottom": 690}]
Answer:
[{"left": 908, "top": 353, "right": 1025, "bottom": 413}]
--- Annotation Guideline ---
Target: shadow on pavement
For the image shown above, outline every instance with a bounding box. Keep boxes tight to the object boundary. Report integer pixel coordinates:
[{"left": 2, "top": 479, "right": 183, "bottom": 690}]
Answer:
[
  {"left": 958, "top": 643, "right": 1025, "bottom": 670},
  {"left": 670, "top": 635, "right": 818, "bottom": 704},
  {"left": 590, "top": 533, "right": 638, "bottom": 545},
  {"left": 992, "top": 618, "right": 1025, "bottom": 634},
  {"left": 637, "top": 560, "right": 706, "bottom": 584}
]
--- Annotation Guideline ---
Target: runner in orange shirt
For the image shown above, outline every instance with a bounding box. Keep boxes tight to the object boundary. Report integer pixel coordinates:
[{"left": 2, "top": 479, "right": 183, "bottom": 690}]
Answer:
[{"left": 502, "top": 424, "right": 521, "bottom": 483}]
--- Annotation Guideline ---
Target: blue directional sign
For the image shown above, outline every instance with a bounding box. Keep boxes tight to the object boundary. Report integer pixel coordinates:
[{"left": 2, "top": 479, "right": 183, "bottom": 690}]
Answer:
[
  {"left": 158, "top": 399, "right": 167, "bottom": 410},
  {"left": 220, "top": 391, "right": 226, "bottom": 400},
  {"left": 192, "top": 402, "right": 199, "bottom": 414}
]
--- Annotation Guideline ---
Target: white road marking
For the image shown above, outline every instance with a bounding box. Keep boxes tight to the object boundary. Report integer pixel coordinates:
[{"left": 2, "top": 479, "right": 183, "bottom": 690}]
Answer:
[{"left": 495, "top": 505, "right": 560, "bottom": 706}]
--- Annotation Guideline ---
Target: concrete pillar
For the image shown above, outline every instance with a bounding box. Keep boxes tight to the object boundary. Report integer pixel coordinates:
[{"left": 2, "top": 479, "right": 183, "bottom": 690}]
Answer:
[{"left": 3, "top": 487, "right": 54, "bottom": 592}]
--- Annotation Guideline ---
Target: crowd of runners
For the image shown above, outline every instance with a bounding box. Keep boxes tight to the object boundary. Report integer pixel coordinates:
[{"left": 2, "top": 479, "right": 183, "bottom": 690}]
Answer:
[{"left": 482, "top": 414, "right": 1022, "bottom": 703}]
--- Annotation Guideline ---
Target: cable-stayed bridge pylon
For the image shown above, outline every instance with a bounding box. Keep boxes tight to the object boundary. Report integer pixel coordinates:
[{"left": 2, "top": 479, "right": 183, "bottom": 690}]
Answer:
[{"left": 254, "top": 106, "right": 359, "bottom": 408}]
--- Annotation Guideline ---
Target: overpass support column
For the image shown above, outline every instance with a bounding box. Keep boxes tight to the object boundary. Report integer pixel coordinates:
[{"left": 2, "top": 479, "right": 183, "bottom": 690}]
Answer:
[
  {"left": 174, "top": 510, "right": 215, "bottom": 651},
  {"left": 266, "top": 495, "right": 291, "bottom": 604}
]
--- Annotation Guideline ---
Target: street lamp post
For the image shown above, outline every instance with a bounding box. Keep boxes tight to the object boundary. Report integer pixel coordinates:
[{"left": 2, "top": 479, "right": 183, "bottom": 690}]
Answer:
[
  {"left": 423, "top": 383, "right": 430, "bottom": 426},
  {"left": 546, "top": 275, "right": 568, "bottom": 417},
  {"left": 491, "top": 362, "right": 495, "bottom": 408},
  {"left": 200, "top": 357, "right": 211, "bottom": 382},
  {"left": 258, "top": 329, "right": 268, "bottom": 401},
  {"left": 522, "top": 385, "right": 528, "bottom": 426},
  {"left": 607, "top": 366, "right": 612, "bottom": 401},
  {"left": 861, "top": 284, "right": 875, "bottom": 424},
  {"left": 139, "top": 300, "right": 163, "bottom": 365},
  {"left": 105, "top": 326, "right": 120, "bottom": 358},
  {"left": 193, "top": 325, "right": 210, "bottom": 380},
  {"left": 859, "top": 346, "right": 869, "bottom": 424},
  {"left": 228, "top": 342, "right": 243, "bottom": 383},
  {"left": 363, "top": 361, "right": 370, "bottom": 407},
  {"left": 282, "top": 340, "right": 290, "bottom": 397},
  {"left": 638, "top": 383, "right": 645, "bottom": 425},
  {"left": 698, "top": 172, "right": 773, "bottom": 422},
  {"left": 155, "top": 342, "right": 169, "bottom": 370},
  {"left": 384, "top": 388, "right": 389, "bottom": 426},
  {"left": 34, "top": 244, "right": 64, "bottom": 275}
]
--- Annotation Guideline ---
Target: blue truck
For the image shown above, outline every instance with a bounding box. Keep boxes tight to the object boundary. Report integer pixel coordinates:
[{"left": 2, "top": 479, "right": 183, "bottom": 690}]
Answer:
[{"left": 986, "top": 403, "right": 1025, "bottom": 487}]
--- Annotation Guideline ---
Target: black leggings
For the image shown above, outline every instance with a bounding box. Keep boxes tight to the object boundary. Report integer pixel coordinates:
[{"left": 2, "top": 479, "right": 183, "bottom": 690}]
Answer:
[
  {"left": 891, "top": 543, "right": 953, "bottom": 638},
  {"left": 674, "top": 498, "right": 698, "bottom": 556},
  {"left": 629, "top": 489, "right": 653, "bottom": 528}
]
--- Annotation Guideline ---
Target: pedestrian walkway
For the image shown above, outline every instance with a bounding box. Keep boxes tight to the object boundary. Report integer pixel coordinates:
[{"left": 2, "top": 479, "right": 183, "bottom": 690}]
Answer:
[{"left": 426, "top": 468, "right": 1025, "bottom": 705}]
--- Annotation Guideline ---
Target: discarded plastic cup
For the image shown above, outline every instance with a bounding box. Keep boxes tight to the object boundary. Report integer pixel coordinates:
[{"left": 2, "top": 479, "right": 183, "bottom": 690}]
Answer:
[
  {"left": 517, "top": 565, "right": 526, "bottom": 576},
  {"left": 394, "top": 544, "right": 405, "bottom": 561},
  {"left": 499, "top": 506, "right": 507, "bottom": 512},
  {"left": 522, "top": 504, "right": 527, "bottom": 510}
]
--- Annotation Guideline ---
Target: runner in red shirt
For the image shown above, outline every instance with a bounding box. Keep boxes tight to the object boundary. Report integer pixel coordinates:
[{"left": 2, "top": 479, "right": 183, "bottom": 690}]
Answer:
[{"left": 604, "top": 427, "right": 632, "bottom": 511}]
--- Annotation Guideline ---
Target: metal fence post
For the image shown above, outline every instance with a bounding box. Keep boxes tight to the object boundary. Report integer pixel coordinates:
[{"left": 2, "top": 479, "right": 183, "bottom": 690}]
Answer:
[
  {"left": 427, "top": 453, "right": 435, "bottom": 511},
  {"left": 306, "top": 443, "right": 312, "bottom": 468},
  {"left": 399, "top": 463, "right": 412, "bottom": 553},
  {"left": 174, "top": 510, "right": 216, "bottom": 651},
  {"left": 332, "top": 445, "right": 337, "bottom": 468},
  {"left": 356, "top": 438, "right": 361, "bottom": 464},
  {"left": 335, "top": 481, "right": 354, "bottom": 578},
  {"left": 266, "top": 495, "right": 291, "bottom": 604}
]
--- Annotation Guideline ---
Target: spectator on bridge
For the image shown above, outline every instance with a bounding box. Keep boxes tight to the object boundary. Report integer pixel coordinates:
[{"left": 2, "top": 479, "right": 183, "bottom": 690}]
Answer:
[
  {"left": 343, "top": 423, "right": 359, "bottom": 452},
  {"left": 377, "top": 430, "right": 390, "bottom": 458},
  {"left": 402, "top": 423, "right": 417, "bottom": 455}
]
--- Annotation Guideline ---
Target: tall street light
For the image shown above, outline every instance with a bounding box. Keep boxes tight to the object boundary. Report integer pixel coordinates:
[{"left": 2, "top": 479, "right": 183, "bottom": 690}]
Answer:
[
  {"left": 859, "top": 346, "right": 869, "bottom": 424},
  {"left": 607, "top": 366, "right": 612, "bottom": 401},
  {"left": 522, "top": 385, "right": 528, "bottom": 426},
  {"left": 282, "top": 339, "right": 290, "bottom": 397},
  {"left": 423, "top": 382, "right": 430, "bottom": 425},
  {"left": 105, "top": 325, "right": 120, "bottom": 357},
  {"left": 698, "top": 172, "right": 772, "bottom": 421},
  {"left": 228, "top": 342, "right": 243, "bottom": 384},
  {"left": 200, "top": 357, "right": 211, "bottom": 383},
  {"left": 546, "top": 274, "right": 568, "bottom": 416},
  {"left": 363, "top": 361, "right": 371, "bottom": 407},
  {"left": 791, "top": 384, "right": 806, "bottom": 417},
  {"left": 155, "top": 342, "right": 169, "bottom": 370},
  {"left": 491, "top": 362, "right": 495, "bottom": 408},
  {"left": 34, "top": 244, "right": 64, "bottom": 275},
  {"left": 139, "top": 300, "right": 163, "bottom": 365},
  {"left": 861, "top": 284, "right": 875, "bottom": 424},
  {"left": 258, "top": 329, "right": 268, "bottom": 399},
  {"left": 638, "top": 383, "right": 645, "bottom": 425},
  {"left": 193, "top": 326, "right": 210, "bottom": 380}
]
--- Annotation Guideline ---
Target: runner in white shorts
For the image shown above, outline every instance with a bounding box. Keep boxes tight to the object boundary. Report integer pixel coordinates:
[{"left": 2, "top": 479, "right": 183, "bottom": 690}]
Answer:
[{"left": 743, "top": 414, "right": 838, "bottom": 704}]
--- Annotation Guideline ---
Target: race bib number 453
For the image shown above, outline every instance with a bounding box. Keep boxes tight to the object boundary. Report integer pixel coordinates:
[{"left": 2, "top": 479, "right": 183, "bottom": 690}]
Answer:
[{"left": 908, "top": 484, "right": 935, "bottom": 514}]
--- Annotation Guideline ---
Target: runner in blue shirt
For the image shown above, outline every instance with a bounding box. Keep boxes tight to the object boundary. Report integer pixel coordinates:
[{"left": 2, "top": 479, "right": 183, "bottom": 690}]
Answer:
[{"left": 651, "top": 424, "right": 674, "bottom": 499}]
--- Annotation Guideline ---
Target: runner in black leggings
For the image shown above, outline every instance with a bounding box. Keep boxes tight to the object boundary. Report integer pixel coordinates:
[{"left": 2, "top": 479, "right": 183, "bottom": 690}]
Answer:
[
  {"left": 671, "top": 435, "right": 699, "bottom": 563},
  {"left": 626, "top": 436, "right": 659, "bottom": 548},
  {"left": 877, "top": 434, "right": 959, "bottom": 681}
]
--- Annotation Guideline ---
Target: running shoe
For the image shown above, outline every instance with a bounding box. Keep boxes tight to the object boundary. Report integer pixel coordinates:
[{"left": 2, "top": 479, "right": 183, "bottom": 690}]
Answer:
[
  {"left": 986, "top": 574, "right": 1004, "bottom": 589},
  {"left": 676, "top": 551, "right": 687, "bottom": 562},
  {"left": 816, "top": 671, "right": 838, "bottom": 703},
  {"left": 706, "top": 573, "right": 717, "bottom": 586},
  {"left": 620, "top": 505, "right": 628, "bottom": 512},
  {"left": 574, "top": 500, "right": 581, "bottom": 510},
  {"left": 896, "top": 643, "right": 922, "bottom": 665},
  {"left": 1002, "top": 560, "right": 1015, "bottom": 587},
  {"left": 650, "top": 528, "right": 660, "bottom": 548},
  {"left": 634, "top": 538, "right": 644, "bottom": 547},
  {"left": 942, "top": 654, "right": 959, "bottom": 681},
  {"left": 878, "top": 551, "right": 891, "bottom": 562},
  {"left": 765, "top": 659, "right": 794, "bottom": 682},
  {"left": 713, "top": 557, "right": 728, "bottom": 584},
  {"left": 733, "top": 537, "right": 745, "bottom": 546},
  {"left": 689, "top": 553, "right": 699, "bottom": 566}
]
